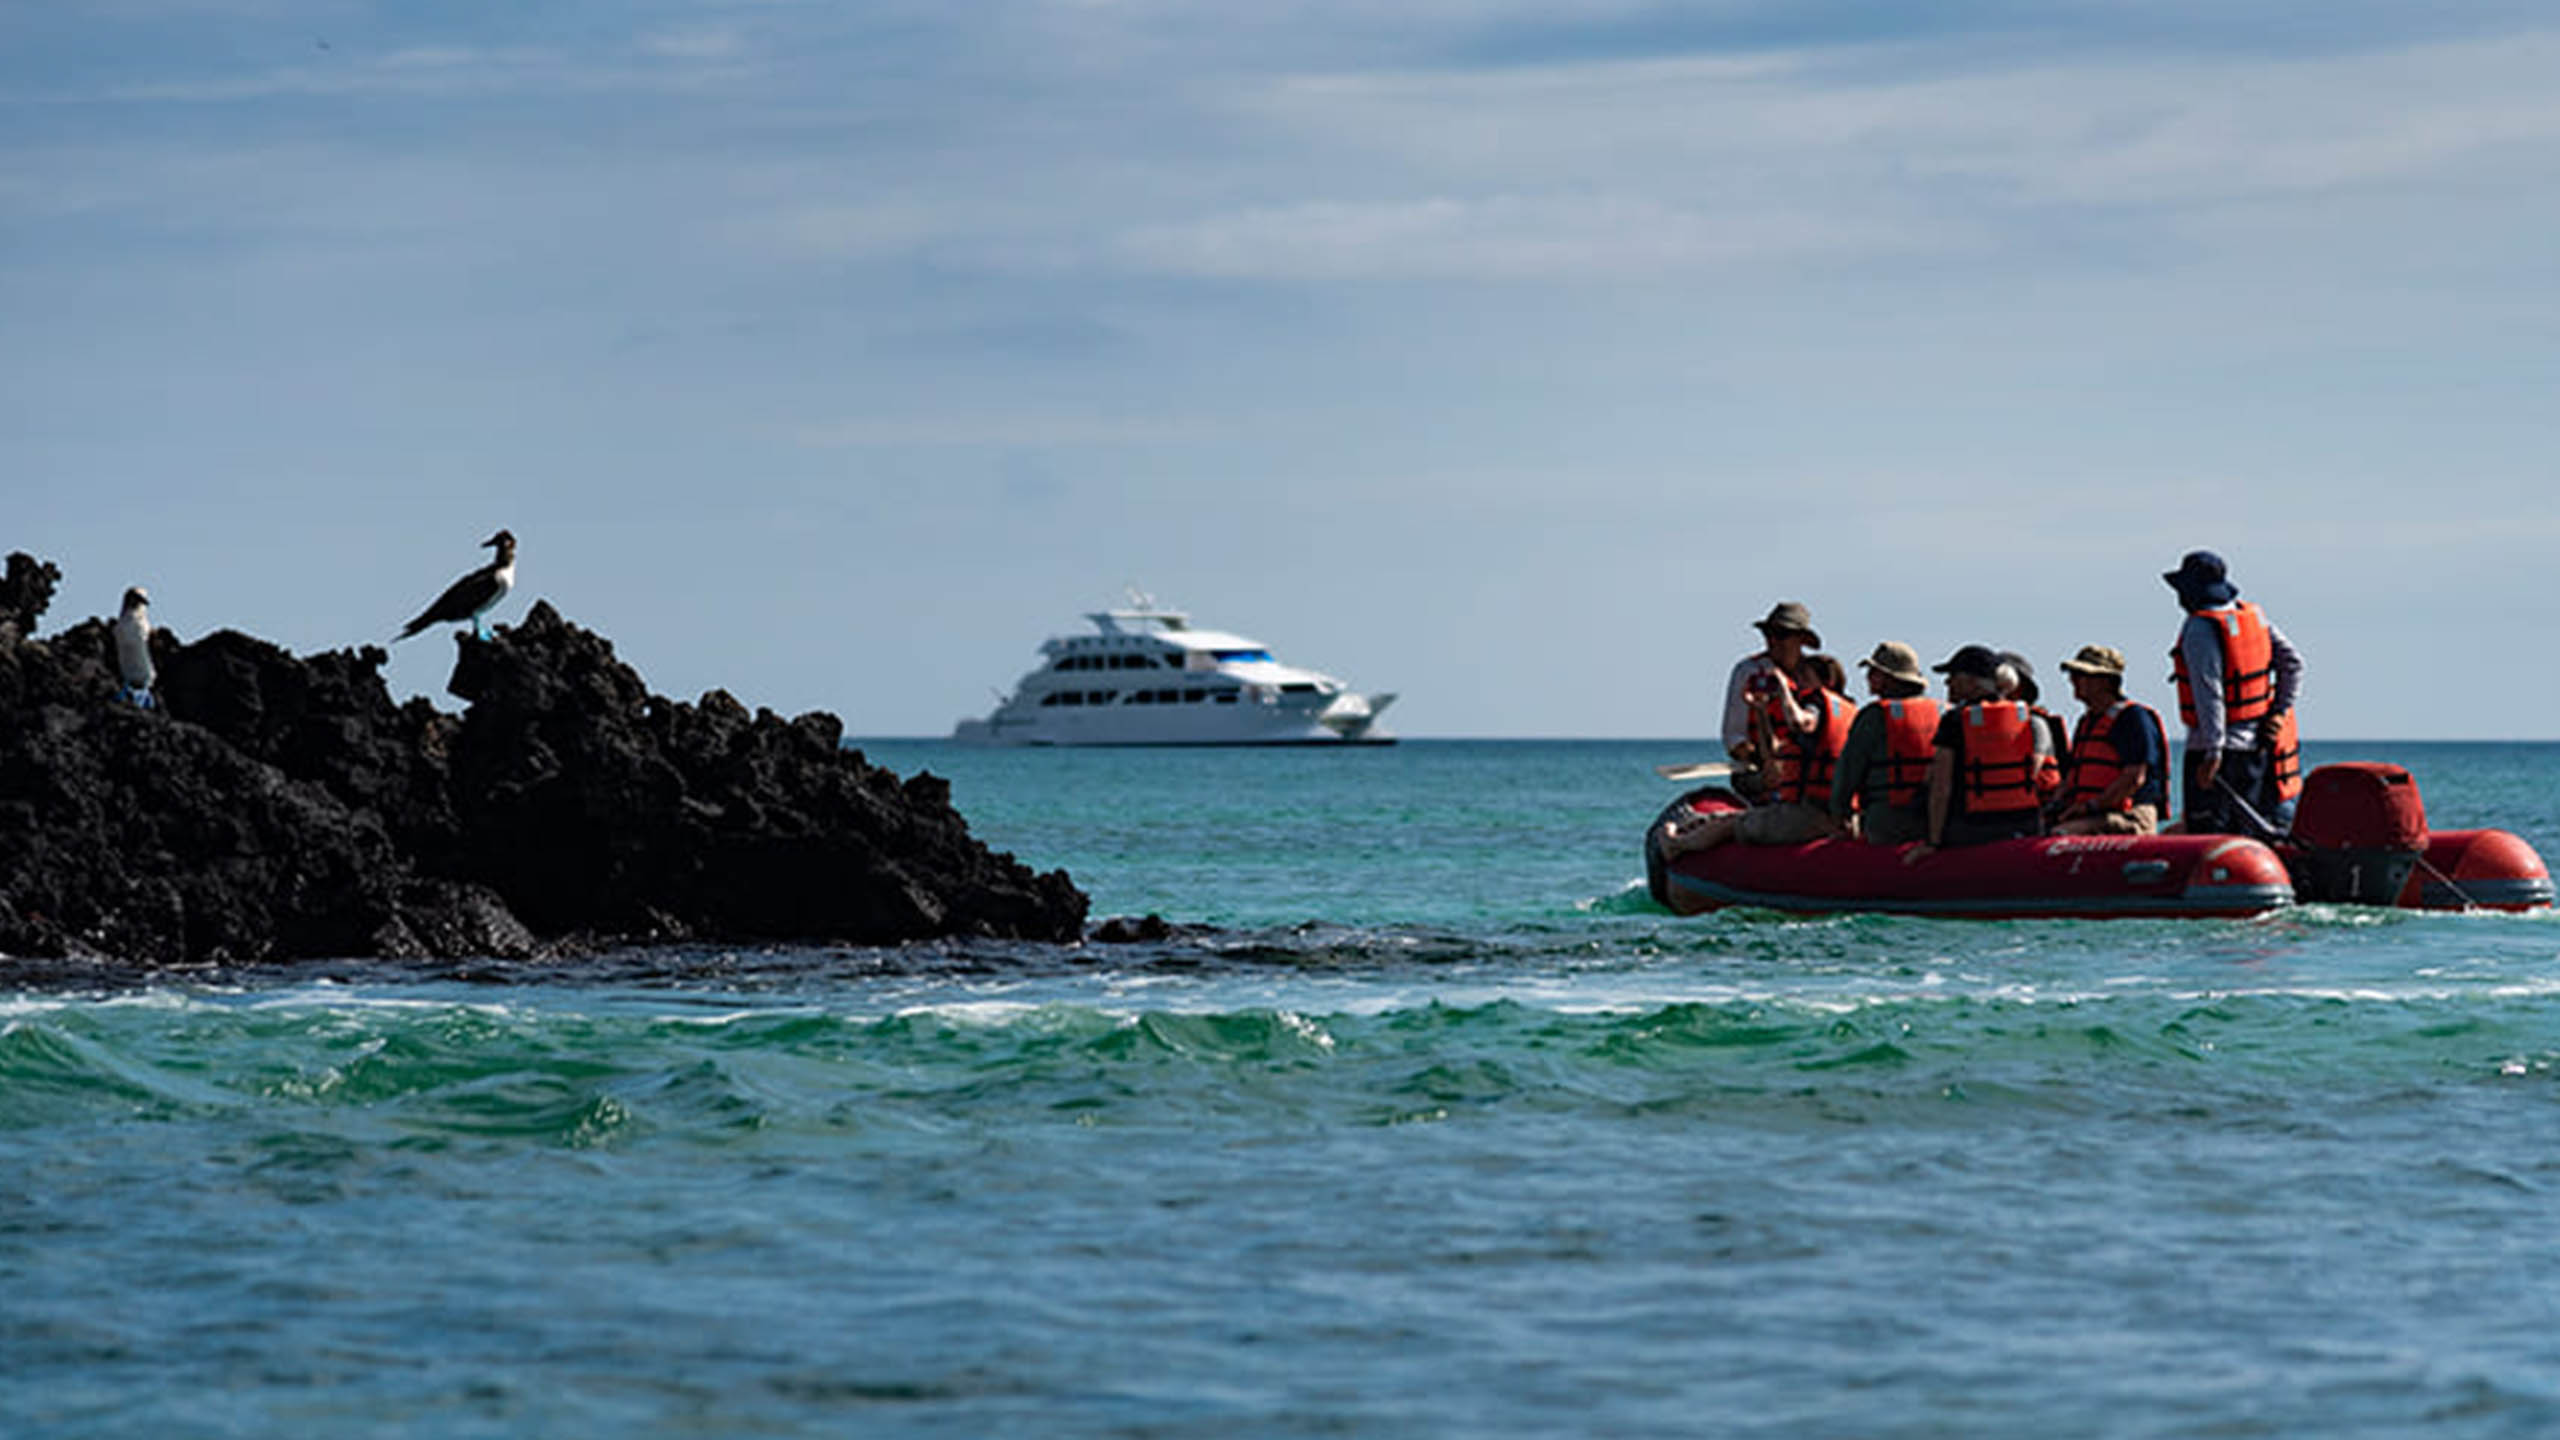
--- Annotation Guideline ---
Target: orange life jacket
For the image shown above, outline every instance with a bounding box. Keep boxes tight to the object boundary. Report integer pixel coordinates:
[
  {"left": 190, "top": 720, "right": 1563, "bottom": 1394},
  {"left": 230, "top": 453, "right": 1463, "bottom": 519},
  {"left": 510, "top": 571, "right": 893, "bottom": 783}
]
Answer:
[
  {"left": 2172, "top": 601, "right": 2277, "bottom": 728},
  {"left": 2031, "top": 705, "right": 2067, "bottom": 796},
  {"left": 1867, "top": 697, "right": 1941, "bottom": 808},
  {"left": 1766, "top": 683, "right": 1856, "bottom": 809},
  {"left": 2064, "top": 699, "right": 2171, "bottom": 820},
  {"left": 1955, "top": 701, "right": 2041, "bottom": 815},
  {"left": 2266, "top": 706, "right": 2303, "bottom": 804}
]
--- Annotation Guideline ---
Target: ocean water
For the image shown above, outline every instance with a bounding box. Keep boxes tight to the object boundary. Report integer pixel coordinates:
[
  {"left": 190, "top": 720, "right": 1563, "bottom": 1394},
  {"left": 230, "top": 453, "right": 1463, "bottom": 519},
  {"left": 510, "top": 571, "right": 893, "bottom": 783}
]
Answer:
[{"left": 8, "top": 739, "right": 2560, "bottom": 1438}]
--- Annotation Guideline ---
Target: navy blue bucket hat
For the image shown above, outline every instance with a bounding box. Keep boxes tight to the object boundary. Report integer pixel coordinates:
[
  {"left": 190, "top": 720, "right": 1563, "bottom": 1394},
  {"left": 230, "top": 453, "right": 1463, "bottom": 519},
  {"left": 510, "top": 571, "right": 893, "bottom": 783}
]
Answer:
[
  {"left": 2162, "top": 550, "right": 2240, "bottom": 608},
  {"left": 1932, "top": 644, "right": 2004, "bottom": 680}
]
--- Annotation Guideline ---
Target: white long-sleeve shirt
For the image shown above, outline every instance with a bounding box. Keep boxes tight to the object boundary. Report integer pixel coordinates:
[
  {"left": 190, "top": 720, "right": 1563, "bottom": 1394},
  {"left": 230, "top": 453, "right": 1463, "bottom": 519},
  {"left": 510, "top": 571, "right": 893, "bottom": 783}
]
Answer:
[{"left": 1720, "top": 652, "right": 1780, "bottom": 755}]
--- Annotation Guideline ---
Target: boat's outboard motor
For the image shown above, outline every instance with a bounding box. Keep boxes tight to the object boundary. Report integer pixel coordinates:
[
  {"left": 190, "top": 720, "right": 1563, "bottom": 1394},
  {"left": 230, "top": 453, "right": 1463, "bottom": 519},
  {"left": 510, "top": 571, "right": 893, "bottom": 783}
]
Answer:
[{"left": 2288, "top": 763, "right": 2428, "bottom": 903}]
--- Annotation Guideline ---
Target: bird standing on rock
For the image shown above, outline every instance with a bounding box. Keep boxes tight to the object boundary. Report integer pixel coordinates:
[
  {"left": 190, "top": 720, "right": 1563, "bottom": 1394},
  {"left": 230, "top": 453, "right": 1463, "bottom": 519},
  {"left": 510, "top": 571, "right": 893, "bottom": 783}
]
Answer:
[
  {"left": 112, "top": 586, "right": 156, "bottom": 708},
  {"left": 397, "top": 529, "right": 517, "bottom": 641}
]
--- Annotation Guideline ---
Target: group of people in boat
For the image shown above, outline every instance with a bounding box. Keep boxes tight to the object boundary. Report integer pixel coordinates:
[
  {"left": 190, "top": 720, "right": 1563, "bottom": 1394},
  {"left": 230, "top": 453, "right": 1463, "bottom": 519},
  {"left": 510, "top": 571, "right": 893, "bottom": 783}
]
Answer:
[{"left": 1662, "top": 550, "right": 2304, "bottom": 861}]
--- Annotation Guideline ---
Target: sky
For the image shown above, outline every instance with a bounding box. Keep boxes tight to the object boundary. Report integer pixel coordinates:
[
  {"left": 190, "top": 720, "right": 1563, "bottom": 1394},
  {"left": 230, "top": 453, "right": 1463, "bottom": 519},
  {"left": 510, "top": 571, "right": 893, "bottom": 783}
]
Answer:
[{"left": 7, "top": 1, "right": 2558, "bottom": 739}]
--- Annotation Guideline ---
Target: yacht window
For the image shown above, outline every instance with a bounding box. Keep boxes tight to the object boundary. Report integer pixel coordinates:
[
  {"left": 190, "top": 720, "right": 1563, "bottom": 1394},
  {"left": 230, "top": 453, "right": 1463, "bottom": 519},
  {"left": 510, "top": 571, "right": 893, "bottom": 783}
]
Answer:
[
  {"left": 1281, "top": 682, "right": 1319, "bottom": 694},
  {"left": 1213, "top": 692, "right": 1238, "bottom": 704},
  {"left": 1038, "top": 693, "right": 1060, "bottom": 707},
  {"left": 1060, "top": 692, "right": 1084, "bottom": 706},
  {"left": 1092, "top": 691, "right": 1115, "bottom": 704},
  {"left": 1212, "top": 649, "right": 1274, "bottom": 663},
  {"left": 1184, "top": 690, "right": 1207, "bottom": 704}
]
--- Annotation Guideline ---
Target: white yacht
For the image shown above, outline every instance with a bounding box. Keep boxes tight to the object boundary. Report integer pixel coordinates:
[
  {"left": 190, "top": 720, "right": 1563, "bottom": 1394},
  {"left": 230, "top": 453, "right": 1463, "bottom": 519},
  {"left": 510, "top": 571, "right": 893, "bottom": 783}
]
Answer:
[{"left": 953, "top": 595, "right": 1396, "bottom": 746}]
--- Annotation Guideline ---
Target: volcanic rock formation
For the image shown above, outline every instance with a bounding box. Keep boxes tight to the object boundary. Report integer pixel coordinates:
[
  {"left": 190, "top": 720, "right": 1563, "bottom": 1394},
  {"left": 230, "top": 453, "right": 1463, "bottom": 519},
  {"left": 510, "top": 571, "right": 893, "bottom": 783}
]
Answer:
[{"left": 0, "top": 555, "right": 1086, "bottom": 968}]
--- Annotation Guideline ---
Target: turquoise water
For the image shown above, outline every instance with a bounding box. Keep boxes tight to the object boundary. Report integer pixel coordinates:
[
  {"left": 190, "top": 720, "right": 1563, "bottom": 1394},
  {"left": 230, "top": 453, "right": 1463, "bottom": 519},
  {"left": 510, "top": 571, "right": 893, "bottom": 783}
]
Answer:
[{"left": 9, "top": 741, "right": 2560, "bottom": 1437}]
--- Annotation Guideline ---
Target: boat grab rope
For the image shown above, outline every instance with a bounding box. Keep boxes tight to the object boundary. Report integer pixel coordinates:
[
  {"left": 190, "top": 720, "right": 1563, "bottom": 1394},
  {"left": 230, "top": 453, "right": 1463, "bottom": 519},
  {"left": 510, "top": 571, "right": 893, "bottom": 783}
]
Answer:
[{"left": 2410, "top": 849, "right": 2483, "bottom": 912}]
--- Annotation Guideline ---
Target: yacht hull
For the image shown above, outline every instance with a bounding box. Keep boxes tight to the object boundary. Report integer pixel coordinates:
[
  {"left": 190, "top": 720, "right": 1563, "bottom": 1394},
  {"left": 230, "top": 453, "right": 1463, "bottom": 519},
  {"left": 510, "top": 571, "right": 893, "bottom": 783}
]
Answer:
[
  {"left": 954, "top": 709, "right": 1394, "bottom": 747},
  {"left": 953, "top": 598, "right": 1394, "bottom": 747}
]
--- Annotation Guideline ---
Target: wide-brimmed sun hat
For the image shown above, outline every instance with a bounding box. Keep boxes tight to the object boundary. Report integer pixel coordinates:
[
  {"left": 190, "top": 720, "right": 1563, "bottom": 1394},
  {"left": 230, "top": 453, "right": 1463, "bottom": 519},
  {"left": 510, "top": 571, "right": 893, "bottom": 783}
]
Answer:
[
  {"left": 1862, "top": 640, "right": 1926, "bottom": 686},
  {"left": 2162, "top": 550, "right": 2240, "bottom": 607},
  {"left": 2058, "top": 644, "right": 2128, "bottom": 678},
  {"left": 1753, "top": 601, "right": 1820, "bottom": 647}
]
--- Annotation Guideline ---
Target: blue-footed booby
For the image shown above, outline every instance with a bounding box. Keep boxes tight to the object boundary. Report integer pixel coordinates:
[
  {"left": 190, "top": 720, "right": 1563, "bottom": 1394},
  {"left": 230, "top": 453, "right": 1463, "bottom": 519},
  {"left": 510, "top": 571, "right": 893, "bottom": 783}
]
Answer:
[
  {"left": 113, "top": 586, "right": 157, "bottom": 708},
  {"left": 397, "top": 529, "right": 517, "bottom": 641}
]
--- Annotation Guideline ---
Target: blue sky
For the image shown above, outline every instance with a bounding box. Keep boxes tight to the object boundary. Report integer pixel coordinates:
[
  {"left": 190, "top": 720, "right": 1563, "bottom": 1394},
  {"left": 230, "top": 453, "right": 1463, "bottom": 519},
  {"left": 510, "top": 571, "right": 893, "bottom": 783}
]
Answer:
[{"left": 8, "top": 1, "right": 2557, "bottom": 738}]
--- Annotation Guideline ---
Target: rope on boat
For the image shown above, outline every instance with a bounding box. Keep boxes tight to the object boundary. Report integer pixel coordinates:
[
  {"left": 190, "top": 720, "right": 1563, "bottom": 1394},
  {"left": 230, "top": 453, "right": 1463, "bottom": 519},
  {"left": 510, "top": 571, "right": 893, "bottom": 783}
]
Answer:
[{"left": 2410, "top": 849, "right": 2483, "bottom": 912}]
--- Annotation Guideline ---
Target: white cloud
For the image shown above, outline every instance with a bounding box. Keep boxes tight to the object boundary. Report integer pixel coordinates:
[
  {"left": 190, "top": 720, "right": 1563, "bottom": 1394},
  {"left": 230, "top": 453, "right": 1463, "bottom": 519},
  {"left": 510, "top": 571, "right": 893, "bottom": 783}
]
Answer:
[
  {"left": 638, "top": 26, "right": 748, "bottom": 62},
  {"left": 722, "top": 201, "right": 949, "bottom": 262},
  {"left": 1880, "top": 32, "right": 2560, "bottom": 205},
  {"left": 1106, "top": 29, "right": 2560, "bottom": 281},
  {"left": 792, "top": 415, "right": 1209, "bottom": 449},
  {"left": 97, "top": 45, "right": 559, "bottom": 103},
  {"left": 1119, "top": 191, "right": 1972, "bottom": 280},
  {"left": 90, "top": 33, "right": 765, "bottom": 106}
]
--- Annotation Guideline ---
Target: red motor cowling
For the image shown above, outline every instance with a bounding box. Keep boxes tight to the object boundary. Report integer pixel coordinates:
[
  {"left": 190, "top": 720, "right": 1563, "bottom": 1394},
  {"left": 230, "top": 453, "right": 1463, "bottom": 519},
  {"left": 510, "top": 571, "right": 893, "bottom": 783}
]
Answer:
[{"left": 2289, "top": 763, "right": 2427, "bottom": 903}]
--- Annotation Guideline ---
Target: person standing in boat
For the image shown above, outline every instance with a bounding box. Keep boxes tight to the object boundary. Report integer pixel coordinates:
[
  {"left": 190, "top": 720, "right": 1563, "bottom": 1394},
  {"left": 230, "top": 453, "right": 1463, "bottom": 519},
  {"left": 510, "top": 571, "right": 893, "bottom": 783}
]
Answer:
[
  {"left": 2163, "top": 551, "right": 2303, "bottom": 836},
  {"left": 1662, "top": 646, "right": 1854, "bottom": 856},
  {"left": 1906, "top": 645, "right": 2053, "bottom": 862},
  {"left": 1827, "top": 641, "right": 1939, "bottom": 847},
  {"left": 1719, "top": 602, "right": 1820, "bottom": 802},
  {"left": 2050, "top": 645, "right": 2171, "bottom": 836}
]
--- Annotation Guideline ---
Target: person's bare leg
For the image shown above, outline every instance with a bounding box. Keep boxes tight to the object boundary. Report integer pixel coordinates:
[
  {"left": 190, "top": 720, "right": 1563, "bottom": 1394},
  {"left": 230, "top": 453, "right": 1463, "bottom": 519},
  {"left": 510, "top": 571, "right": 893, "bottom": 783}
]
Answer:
[{"left": 1658, "top": 812, "right": 1741, "bottom": 857}]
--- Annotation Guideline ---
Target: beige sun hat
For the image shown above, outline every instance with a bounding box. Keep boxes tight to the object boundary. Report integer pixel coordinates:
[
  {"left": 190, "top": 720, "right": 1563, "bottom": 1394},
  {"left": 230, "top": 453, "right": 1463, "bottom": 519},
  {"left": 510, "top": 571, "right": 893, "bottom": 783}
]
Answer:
[
  {"left": 2057, "top": 644, "right": 2128, "bottom": 678},
  {"left": 1862, "top": 640, "right": 1926, "bottom": 686}
]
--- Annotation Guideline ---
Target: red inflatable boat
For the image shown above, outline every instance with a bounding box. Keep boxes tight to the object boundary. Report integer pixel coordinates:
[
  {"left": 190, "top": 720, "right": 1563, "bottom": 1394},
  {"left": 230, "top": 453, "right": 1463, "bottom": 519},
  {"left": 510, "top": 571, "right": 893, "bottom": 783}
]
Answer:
[{"left": 1646, "top": 762, "right": 2550, "bottom": 920}]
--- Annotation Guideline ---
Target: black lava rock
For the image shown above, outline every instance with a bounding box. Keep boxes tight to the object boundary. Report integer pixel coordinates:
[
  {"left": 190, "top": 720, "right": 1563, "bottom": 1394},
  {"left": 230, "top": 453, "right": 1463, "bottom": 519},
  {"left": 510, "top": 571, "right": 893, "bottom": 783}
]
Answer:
[
  {"left": 0, "top": 555, "right": 1086, "bottom": 968},
  {"left": 1089, "top": 913, "right": 1174, "bottom": 943}
]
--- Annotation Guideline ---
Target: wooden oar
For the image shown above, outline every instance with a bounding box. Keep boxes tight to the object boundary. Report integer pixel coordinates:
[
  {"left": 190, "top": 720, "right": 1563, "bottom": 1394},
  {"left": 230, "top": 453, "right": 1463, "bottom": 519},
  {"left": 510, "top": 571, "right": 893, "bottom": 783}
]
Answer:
[{"left": 1655, "top": 761, "right": 1735, "bottom": 782}]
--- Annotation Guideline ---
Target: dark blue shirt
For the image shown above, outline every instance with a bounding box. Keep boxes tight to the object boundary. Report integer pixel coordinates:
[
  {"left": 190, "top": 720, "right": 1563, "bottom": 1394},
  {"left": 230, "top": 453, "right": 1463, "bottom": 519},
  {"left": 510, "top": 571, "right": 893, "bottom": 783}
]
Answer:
[{"left": 2086, "top": 702, "right": 2169, "bottom": 810}]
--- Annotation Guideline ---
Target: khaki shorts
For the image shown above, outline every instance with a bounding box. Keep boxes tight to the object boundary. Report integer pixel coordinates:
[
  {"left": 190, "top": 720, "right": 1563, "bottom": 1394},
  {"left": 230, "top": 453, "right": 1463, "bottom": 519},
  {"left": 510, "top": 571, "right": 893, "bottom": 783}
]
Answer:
[
  {"left": 1738, "top": 801, "right": 1834, "bottom": 845},
  {"left": 1857, "top": 805, "right": 1929, "bottom": 847},
  {"left": 2056, "top": 803, "right": 2160, "bottom": 837}
]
